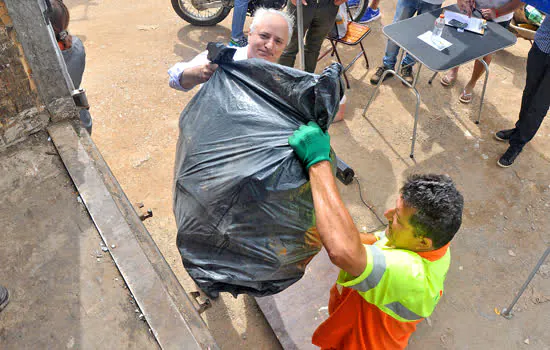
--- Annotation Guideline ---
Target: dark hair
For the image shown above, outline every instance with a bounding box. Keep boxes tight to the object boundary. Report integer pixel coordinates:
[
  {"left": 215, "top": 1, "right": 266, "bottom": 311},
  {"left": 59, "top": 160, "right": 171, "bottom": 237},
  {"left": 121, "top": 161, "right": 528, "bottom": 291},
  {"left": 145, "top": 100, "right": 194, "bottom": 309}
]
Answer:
[
  {"left": 400, "top": 174, "right": 464, "bottom": 249},
  {"left": 50, "top": 0, "right": 72, "bottom": 49}
]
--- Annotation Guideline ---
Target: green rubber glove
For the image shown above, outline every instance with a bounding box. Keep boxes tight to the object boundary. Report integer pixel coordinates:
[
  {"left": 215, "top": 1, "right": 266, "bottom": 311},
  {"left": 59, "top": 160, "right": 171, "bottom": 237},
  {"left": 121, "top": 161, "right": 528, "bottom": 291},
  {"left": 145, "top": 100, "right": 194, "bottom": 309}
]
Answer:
[{"left": 288, "top": 121, "right": 331, "bottom": 170}]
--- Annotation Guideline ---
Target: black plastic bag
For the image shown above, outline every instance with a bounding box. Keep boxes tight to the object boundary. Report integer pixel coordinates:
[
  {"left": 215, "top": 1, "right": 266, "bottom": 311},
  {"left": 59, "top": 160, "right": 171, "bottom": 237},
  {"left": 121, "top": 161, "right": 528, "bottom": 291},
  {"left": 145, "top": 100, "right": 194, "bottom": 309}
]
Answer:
[{"left": 174, "top": 44, "right": 343, "bottom": 298}]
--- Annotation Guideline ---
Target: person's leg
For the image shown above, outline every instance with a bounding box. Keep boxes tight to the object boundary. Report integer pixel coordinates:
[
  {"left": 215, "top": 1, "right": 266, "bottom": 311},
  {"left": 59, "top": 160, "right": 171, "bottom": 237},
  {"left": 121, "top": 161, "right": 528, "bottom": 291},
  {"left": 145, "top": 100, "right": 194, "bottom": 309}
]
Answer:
[
  {"left": 499, "top": 44, "right": 550, "bottom": 166},
  {"left": 510, "top": 45, "right": 550, "bottom": 148},
  {"left": 278, "top": 3, "right": 300, "bottom": 68},
  {"left": 396, "top": 1, "right": 440, "bottom": 83},
  {"left": 441, "top": 66, "right": 460, "bottom": 86},
  {"left": 303, "top": 2, "right": 339, "bottom": 73},
  {"left": 382, "top": 0, "right": 417, "bottom": 69},
  {"left": 496, "top": 47, "right": 542, "bottom": 142},
  {"left": 279, "top": 1, "right": 315, "bottom": 69},
  {"left": 357, "top": 0, "right": 381, "bottom": 23},
  {"left": 459, "top": 54, "right": 493, "bottom": 102},
  {"left": 371, "top": 0, "right": 416, "bottom": 84},
  {"left": 415, "top": 2, "right": 442, "bottom": 19},
  {"left": 230, "top": 0, "right": 249, "bottom": 45},
  {"left": 437, "top": 2, "right": 459, "bottom": 86},
  {"left": 460, "top": 21, "right": 510, "bottom": 99}
]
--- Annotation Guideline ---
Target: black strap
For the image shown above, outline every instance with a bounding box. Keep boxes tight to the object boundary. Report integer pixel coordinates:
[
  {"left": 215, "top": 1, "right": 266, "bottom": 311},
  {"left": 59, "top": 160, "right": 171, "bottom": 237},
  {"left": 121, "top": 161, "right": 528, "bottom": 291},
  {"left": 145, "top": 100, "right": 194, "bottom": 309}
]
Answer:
[{"left": 207, "top": 42, "right": 238, "bottom": 63}]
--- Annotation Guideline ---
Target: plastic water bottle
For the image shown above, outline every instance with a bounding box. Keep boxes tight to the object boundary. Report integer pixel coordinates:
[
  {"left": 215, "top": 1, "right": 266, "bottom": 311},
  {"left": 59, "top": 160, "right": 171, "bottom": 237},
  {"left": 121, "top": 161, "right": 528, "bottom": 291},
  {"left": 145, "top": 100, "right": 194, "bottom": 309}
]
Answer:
[
  {"left": 525, "top": 5, "right": 544, "bottom": 26},
  {"left": 432, "top": 14, "right": 445, "bottom": 45}
]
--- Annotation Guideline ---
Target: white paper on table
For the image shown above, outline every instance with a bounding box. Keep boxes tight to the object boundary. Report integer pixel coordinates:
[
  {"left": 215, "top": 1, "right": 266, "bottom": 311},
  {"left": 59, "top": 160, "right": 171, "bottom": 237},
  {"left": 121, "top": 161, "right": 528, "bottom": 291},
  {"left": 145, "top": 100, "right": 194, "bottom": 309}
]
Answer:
[
  {"left": 444, "top": 11, "right": 486, "bottom": 34},
  {"left": 417, "top": 31, "right": 452, "bottom": 51}
]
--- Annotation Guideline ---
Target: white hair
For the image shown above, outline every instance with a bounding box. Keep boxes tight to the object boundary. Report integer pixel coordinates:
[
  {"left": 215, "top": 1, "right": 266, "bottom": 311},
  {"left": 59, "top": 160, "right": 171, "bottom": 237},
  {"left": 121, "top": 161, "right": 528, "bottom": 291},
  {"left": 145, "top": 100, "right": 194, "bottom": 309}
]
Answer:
[{"left": 250, "top": 8, "right": 294, "bottom": 42}]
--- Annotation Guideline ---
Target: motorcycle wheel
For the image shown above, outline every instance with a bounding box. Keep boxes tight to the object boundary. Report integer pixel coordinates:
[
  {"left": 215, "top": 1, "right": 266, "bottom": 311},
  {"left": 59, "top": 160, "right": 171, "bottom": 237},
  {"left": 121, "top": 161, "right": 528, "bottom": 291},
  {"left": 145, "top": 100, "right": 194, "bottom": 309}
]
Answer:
[
  {"left": 171, "top": 0, "right": 232, "bottom": 26},
  {"left": 348, "top": 0, "right": 368, "bottom": 22}
]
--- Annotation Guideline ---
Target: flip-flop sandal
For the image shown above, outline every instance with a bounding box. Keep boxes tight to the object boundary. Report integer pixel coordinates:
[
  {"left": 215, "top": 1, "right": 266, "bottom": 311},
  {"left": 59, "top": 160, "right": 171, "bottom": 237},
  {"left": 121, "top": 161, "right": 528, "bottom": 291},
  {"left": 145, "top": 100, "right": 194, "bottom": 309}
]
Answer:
[
  {"left": 440, "top": 74, "right": 457, "bottom": 87},
  {"left": 459, "top": 89, "right": 473, "bottom": 104}
]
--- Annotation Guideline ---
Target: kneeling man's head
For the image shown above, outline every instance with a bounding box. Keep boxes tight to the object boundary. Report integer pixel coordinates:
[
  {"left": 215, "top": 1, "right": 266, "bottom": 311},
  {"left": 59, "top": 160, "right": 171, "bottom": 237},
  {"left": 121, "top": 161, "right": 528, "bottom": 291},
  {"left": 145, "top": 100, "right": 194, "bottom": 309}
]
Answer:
[
  {"left": 247, "top": 8, "right": 293, "bottom": 63},
  {"left": 384, "top": 174, "right": 464, "bottom": 252}
]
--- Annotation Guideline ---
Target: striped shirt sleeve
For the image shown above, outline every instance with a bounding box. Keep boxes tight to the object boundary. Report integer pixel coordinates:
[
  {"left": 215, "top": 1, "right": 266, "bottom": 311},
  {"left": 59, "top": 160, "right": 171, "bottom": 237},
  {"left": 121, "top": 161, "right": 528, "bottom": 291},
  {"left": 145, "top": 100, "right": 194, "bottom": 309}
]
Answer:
[{"left": 535, "top": 16, "right": 550, "bottom": 54}]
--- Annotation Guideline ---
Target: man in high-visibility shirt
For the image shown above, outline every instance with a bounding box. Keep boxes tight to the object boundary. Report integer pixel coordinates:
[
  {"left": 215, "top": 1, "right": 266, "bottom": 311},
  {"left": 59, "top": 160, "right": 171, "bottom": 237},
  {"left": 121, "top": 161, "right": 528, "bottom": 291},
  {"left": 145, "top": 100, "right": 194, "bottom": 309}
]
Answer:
[{"left": 288, "top": 122, "right": 464, "bottom": 349}]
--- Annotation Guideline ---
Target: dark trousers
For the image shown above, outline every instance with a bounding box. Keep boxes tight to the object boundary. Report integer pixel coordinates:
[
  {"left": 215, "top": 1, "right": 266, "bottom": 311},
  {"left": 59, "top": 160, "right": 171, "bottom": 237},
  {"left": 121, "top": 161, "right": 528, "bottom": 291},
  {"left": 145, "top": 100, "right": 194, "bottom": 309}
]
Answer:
[
  {"left": 279, "top": 0, "right": 338, "bottom": 73},
  {"left": 509, "top": 43, "right": 550, "bottom": 149}
]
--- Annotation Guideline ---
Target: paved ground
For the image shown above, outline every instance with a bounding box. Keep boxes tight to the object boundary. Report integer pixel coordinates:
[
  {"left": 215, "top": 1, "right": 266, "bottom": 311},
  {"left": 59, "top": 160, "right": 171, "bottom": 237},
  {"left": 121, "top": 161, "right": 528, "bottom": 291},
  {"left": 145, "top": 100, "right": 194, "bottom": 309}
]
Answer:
[
  {"left": 0, "top": 132, "right": 158, "bottom": 349},
  {"left": 66, "top": 0, "right": 550, "bottom": 348}
]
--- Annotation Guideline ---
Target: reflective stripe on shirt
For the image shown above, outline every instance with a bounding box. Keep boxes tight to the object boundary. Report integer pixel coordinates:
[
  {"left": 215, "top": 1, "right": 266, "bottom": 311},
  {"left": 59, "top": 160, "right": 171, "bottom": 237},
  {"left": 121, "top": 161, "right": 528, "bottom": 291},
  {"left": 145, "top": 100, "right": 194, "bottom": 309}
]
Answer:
[
  {"left": 384, "top": 301, "right": 424, "bottom": 321},
  {"left": 351, "top": 245, "right": 386, "bottom": 292}
]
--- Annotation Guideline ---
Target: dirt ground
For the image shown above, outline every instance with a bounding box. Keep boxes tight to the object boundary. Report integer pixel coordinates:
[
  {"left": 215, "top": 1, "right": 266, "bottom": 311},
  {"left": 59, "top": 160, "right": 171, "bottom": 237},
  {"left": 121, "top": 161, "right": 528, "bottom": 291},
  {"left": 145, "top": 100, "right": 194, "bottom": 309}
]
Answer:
[{"left": 65, "top": 0, "right": 549, "bottom": 348}]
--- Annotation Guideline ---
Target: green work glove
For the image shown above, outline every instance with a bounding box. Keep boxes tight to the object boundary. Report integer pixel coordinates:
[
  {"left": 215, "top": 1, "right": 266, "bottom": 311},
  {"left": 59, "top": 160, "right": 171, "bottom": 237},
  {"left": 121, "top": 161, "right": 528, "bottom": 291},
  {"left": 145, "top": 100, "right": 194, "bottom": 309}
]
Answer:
[{"left": 288, "top": 121, "right": 331, "bottom": 170}]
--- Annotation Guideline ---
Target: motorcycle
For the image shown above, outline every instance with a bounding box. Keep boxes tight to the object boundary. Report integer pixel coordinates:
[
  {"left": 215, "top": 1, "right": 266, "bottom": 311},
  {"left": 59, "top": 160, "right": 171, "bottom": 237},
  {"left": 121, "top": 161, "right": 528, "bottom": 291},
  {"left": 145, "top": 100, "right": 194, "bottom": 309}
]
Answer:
[
  {"left": 171, "top": 0, "right": 369, "bottom": 26},
  {"left": 171, "top": 0, "right": 285, "bottom": 26}
]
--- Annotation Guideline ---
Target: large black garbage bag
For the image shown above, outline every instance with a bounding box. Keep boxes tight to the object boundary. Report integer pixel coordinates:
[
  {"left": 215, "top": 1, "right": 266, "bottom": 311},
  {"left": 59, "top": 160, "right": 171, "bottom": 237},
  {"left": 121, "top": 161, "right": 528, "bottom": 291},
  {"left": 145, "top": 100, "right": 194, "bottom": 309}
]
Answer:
[{"left": 174, "top": 43, "right": 344, "bottom": 298}]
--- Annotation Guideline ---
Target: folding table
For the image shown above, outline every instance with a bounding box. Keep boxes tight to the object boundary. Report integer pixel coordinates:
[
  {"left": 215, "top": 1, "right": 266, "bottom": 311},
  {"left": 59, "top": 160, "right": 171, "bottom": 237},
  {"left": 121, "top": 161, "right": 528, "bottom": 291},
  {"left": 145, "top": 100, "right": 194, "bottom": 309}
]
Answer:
[{"left": 363, "top": 4, "right": 517, "bottom": 158}]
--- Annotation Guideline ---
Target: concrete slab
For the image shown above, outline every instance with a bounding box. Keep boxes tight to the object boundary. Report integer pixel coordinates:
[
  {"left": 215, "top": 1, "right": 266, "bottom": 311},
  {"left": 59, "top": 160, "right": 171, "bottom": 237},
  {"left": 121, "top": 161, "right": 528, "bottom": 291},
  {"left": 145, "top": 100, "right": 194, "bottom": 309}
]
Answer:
[
  {"left": 0, "top": 132, "right": 158, "bottom": 349},
  {"left": 256, "top": 250, "right": 339, "bottom": 350}
]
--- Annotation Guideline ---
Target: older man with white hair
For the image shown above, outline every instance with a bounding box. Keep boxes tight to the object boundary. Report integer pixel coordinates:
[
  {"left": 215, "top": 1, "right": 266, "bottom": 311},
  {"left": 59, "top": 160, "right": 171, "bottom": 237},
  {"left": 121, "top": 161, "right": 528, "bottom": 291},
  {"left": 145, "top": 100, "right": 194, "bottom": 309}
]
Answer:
[
  {"left": 168, "top": 8, "right": 347, "bottom": 121},
  {"left": 168, "top": 8, "right": 294, "bottom": 91}
]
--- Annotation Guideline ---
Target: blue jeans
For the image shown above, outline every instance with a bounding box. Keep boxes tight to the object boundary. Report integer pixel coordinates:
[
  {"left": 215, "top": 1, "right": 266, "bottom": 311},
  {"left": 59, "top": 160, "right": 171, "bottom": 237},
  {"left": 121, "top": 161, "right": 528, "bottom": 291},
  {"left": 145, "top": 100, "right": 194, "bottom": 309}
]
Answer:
[
  {"left": 231, "top": 0, "right": 248, "bottom": 40},
  {"left": 383, "top": 0, "right": 442, "bottom": 69}
]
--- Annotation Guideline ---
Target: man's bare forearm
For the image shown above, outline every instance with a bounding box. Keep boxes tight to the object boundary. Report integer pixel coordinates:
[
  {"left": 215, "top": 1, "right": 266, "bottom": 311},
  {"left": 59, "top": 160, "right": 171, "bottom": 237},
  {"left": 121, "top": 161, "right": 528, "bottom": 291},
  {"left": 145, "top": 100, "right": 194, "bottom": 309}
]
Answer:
[
  {"left": 309, "top": 161, "right": 367, "bottom": 276},
  {"left": 496, "top": 0, "right": 521, "bottom": 16},
  {"left": 179, "top": 63, "right": 218, "bottom": 90},
  {"left": 180, "top": 66, "right": 201, "bottom": 90}
]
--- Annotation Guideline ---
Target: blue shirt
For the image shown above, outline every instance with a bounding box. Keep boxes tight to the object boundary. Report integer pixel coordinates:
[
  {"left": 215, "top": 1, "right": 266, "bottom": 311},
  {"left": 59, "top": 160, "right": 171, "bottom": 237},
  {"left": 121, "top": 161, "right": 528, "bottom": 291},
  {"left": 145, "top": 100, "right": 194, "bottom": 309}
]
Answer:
[
  {"left": 62, "top": 36, "right": 86, "bottom": 88},
  {"left": 534, "top": 16, "right": 550, "bottom": 54}
]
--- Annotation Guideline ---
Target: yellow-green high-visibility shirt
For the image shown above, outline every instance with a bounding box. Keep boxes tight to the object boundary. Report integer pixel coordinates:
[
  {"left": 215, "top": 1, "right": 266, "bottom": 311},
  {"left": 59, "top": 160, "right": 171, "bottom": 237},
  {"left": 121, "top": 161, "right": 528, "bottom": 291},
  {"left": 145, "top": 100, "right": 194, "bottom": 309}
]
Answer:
[{"left": 313, "top": 231, "right": 451, "bottom": 349}]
